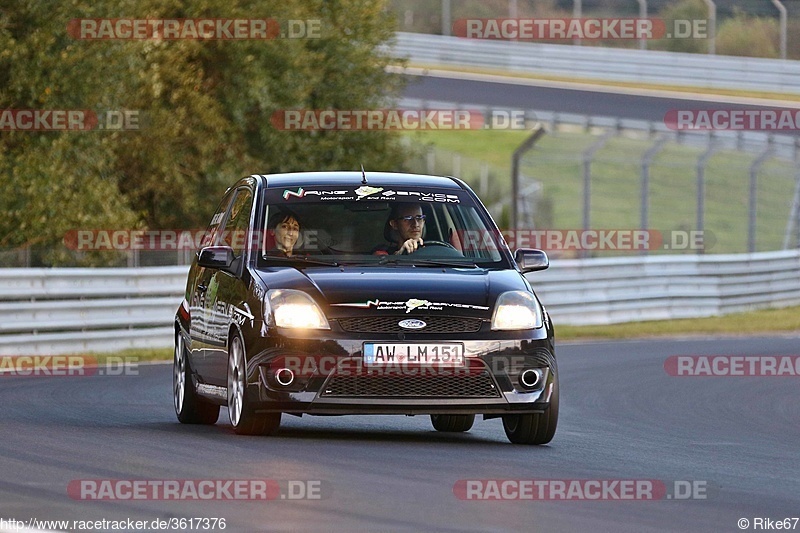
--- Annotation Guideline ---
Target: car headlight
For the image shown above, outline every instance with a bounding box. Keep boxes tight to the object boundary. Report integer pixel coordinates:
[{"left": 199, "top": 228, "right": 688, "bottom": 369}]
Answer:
[
  {"left": 266, "top": 289, "right": 330, "bottom": 330},
  {"left": 491, "top": 291, "right": 543, "bottom": 330}
]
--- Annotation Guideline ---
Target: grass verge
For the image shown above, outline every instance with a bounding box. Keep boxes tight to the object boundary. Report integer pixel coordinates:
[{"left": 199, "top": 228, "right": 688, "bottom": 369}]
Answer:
[
  {"left": 558, "top": 305, "right": 800, "bottom": 341},
  {"left": 88, "top": 347, "right": 173, "bottom": 365}
]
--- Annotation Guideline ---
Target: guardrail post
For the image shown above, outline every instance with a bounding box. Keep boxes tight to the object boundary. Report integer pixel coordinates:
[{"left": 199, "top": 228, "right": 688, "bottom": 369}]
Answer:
[
  {"left": 573, "top": 0, "right": 582, "bottom": 46},
  {"left": 703, "top": 0, "right": 716, "bottom": 55},
  {"left": 441, "top": 0, "right": 451, "bottom": 36},
  {"left": 640, "top": 136, "right": 669, "bottom": 253},
  {"left": 637, "top": 0, "right": 648, "bottom": 50},
  {"left": 582, "top": 131, "right": 615, "bottom": 256},
  {"left": 511, "top": 124, "right": 546, "bottom": 231},
  {"left": 696, "top": 136, "right": 719, "bottom": 253},
  {"left": 749, "top": 144, "right": 773, "bottom": 252},
  {"left": 795, "top": 137, "right": 799, "bottom": 163},
  {"left": 783, "top": 168, "right": 800, "bottom": 249},
  {"left": 771, "top": 0, "right": 787, "bottom": 60}
]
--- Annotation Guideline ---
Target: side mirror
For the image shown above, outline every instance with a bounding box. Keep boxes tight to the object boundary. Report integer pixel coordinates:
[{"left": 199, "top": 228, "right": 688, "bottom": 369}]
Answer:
[
  {"left": 198, "top": 246, "right": 237, "bottom": 273},
  {"left": 514, "top": 248, "right": 549, "bottom": 273}
]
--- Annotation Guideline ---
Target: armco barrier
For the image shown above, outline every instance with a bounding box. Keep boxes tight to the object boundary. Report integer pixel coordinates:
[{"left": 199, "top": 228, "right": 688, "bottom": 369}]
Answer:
[
  {"left": 391, "top": 32, "right": 800, "bottom": 94},
  {"left": 1, "top": 250, "right": 799, "bottom": 355},
  {"left": 0, "top": 267, "right": 188, "bottom": 355},
  {"left": 527, "top": 250, "right": 800, "bottom": 325}
]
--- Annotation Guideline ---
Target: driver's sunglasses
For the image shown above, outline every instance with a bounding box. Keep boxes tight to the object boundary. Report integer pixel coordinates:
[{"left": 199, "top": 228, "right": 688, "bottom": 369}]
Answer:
[{"left": 395, "top": 214, "right": 426, "bottom": 222}]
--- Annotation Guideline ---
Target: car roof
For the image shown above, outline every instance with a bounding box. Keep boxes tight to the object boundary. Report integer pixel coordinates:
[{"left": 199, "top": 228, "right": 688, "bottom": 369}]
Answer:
[{"left": 253, "top": 171, "right": 464, "bottom": 190}]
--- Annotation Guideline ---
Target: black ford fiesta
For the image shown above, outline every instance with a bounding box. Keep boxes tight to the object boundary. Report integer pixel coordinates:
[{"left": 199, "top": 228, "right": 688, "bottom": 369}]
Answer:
[{"left": 173, "top": 171, "right": 557, "bottom": 444}]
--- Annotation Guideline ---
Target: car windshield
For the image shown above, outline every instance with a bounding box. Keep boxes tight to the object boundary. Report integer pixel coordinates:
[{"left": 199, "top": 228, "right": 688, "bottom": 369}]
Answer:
[{"left": 257, "top": 185, "right": 507, "bottom": 268}]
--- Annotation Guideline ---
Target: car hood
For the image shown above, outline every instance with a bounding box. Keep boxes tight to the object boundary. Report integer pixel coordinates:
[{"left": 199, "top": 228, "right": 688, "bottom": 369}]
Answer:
[{"left": 254, "top": 266, "right": 530, "bottom": 318}]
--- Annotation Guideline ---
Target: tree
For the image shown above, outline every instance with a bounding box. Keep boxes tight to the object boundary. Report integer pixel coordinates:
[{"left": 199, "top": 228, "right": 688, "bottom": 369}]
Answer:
[
  {"left": 655, "top": 0, "right": 708, "bottom": 54},
  {"left": 0, "top": 0, "right": 407, "bottom": 265},
  {"left": 717, "top": 11, "right": 779, "bottom": 58}
]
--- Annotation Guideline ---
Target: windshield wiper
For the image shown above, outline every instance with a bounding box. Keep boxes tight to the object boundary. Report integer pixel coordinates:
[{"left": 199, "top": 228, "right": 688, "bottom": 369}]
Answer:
[
  {"left": 375, "top": 256, "right": 479, "bottom": 268},
  {"left": 406, "top": 259, "right": 480, "bottom": 268},
  {"left": 263, "top": 256, "right": 339, "bottom": 267}
]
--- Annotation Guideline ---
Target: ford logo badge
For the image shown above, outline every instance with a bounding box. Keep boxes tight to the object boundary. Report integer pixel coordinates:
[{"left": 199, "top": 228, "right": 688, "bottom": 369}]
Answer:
[{"left": 398, "top": 319, "right": 426, "bottom": 330}]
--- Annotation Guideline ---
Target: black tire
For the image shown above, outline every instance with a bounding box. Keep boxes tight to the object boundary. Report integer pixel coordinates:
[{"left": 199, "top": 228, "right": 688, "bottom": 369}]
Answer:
[
  {"left": 430, "top": 414, "right": 475, "bottom": 432},
  {"left": 173, "top": 331, "right": 220, "bottom": 425},
  {"left": 502, "top": 375, "right": 559, "bottom": 445},
  {"left": 227, "top": 333, "right": 281, "bottom": 436}
]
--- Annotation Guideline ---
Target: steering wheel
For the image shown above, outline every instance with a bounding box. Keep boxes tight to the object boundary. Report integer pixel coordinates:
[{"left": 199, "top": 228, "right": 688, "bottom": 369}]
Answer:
[
  {"left": 398, "top": 239, "right": 463, "bottom": 258},
  {"left": 421, "top": 240, "right": 457, "bottom": 250}
]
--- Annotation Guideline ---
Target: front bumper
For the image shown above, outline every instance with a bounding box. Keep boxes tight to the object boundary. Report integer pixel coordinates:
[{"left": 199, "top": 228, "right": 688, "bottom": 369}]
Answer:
[{"left": 244, "top": 336, "right": 557, "bottom": 416}]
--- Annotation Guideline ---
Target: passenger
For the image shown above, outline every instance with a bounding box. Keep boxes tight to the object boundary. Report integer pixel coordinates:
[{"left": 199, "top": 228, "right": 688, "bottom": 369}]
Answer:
[
  {"left": 266, "top": 209, "right": 302, "bottom": 257},
  {"left": 375, "top": 203, "right": 426, "bottom": 255}
]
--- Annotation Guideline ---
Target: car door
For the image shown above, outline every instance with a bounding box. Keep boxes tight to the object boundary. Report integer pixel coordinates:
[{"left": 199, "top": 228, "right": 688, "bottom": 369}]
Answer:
[
  {"left": 203, "top": 186, "right": 255, "bottom": 386},
  {"left": 188, "top": 189, "right": 235, "bottom": 378}
]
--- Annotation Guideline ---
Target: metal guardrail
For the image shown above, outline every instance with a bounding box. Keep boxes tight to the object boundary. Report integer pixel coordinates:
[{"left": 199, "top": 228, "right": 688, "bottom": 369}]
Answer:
[
  {"left": 2, "top": 250, "right": 799, "bottom": 355},
  {"left": 392, "top": 32, "right": 800, "bottom": 93},
  {"left": 0, "top": 267, "right": 188, "bottom": 355},
  {"left": 529, "top": 250, "right": 800, "bottom": 325}
]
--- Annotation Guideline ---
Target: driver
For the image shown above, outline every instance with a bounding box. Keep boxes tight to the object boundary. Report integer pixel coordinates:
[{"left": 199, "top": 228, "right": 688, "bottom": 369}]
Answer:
[{"left": 376, "top": 203, "right": 426, "bottom": 255}]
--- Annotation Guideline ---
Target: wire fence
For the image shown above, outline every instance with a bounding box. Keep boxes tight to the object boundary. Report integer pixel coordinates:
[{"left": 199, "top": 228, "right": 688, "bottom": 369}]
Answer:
[
  {"left": 404, "top": 111, "right": 800, "bottom": 258},
  {"left": 3, "top": 110, "right": 799, "bottom": 266}
]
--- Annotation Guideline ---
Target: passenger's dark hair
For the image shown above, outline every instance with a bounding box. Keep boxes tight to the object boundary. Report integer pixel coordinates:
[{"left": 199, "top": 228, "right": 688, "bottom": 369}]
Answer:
[{"left": 267, "top": 208, "right": 301, "bottom": 230}]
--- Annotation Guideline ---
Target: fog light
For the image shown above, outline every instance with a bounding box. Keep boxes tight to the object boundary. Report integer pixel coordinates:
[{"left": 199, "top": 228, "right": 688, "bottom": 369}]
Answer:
[
  {"left": 274, "top": 368, "right": 295, "bottom": 387},
  {"left": 519, "top": 368, "right": 543, "bottom": 389}
]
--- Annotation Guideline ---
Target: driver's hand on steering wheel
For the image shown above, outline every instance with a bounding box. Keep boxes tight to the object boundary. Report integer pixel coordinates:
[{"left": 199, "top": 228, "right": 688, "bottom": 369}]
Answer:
[{"left": 395, "top": 238, "right": 424, "bottom": 254}]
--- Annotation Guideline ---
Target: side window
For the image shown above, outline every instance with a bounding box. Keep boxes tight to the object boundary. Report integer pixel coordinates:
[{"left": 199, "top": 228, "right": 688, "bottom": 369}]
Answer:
[
  {"left": 199, "top": 190, "right": 235, "bottom": 249},
  {"left": 220, "top": 188, "right": 254, "bottom": 256}
]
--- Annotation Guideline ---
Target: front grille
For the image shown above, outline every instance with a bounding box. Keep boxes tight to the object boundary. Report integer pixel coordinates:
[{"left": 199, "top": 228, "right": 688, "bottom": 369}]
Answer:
[
  {"left": 320, "top": 372, "right": 501, "bottom": 398},
  {"left": 337, "top": 316, "right": 484, "bottom": 334}
]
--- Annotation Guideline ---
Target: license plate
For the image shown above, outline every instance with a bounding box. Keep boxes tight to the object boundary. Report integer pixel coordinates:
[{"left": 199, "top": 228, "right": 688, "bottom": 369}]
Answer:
[{"left": 363, "top": 343, "right": 465, "bottom": 367}]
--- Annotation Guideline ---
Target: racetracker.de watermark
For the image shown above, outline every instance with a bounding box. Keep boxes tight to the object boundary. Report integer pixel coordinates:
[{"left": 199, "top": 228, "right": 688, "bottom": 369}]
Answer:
[
  {"left": 68, "top": 479, "right": 329, "bottom": 500},
  {"left": 665, "top": 109, "right": 800, "bottom": 131},
  {"left": 0, "top": 355, "right": 138, "bottom": 377},
  {"left": 0, "top": 109, "right": 140, "bottom": 131},
  {"left": 67, "top": 18, "right": 321, "bottom": 40},
  {"left": 453, "top": 18, "right": 708, "bottom": 40},
  {"left": 482, "top": 229, "right": 708, "bottom": 252},
  {"left": 664, "top": 355, "right": 800, "bottom": 377},
  {"left": 270, "top": 109, "right": 530, "bottom": 131},
  {"left": 453, "top": 479, "right": 709, "bottom": 500},
  {"left": 268, "top": 354, "right": 493, "bottom": 379},
  {"left": 63, "top": 229, "right": 711, "bottom": 252}
]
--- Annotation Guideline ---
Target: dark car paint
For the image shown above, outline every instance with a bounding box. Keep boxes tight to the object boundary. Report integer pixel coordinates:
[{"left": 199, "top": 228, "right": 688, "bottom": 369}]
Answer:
[{"left": 176, "top": 172, "right": 556, "bottom": 416}]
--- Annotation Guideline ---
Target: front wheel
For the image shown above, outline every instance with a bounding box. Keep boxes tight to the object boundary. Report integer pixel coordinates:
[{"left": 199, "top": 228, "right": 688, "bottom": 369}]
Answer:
[
  {"left": 502, "top": 376, "right": 559, "bottom": 445},
  {"left": 173, "top": 331, "right": 219, "bottom": 425},
  {"left": 227, "top": 334, "right": 281, "bottom": 436},
  {"left": 430, "top": 414, "right": 475, "bottom": 432}
]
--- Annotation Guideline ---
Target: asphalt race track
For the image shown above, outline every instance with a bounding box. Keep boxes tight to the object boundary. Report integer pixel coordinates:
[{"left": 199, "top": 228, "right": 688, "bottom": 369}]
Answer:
[
  {"left": 402, "top": 73, "right": 793, "bottom": 122},
  {"left": 2, "top": 336, "right": 798, "bottom": 532}
]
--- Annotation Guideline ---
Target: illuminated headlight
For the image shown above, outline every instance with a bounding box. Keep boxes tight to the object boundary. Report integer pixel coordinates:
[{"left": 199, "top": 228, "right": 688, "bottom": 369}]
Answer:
[
  {"left": 491, "top": 291, "right": 543, "bottom": 330},
  {"left": 266, "top": 289, "right": 330, "bottom": 330}
]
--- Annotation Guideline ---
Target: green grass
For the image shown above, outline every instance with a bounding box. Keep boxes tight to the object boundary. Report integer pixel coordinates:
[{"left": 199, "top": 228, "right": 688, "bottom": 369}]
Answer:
[
  {"left": 88, "top": 348, "right": 173, "bottom": 365},
  {"left": 558, "top": 305, "right": 800, "bottom": 341}
]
